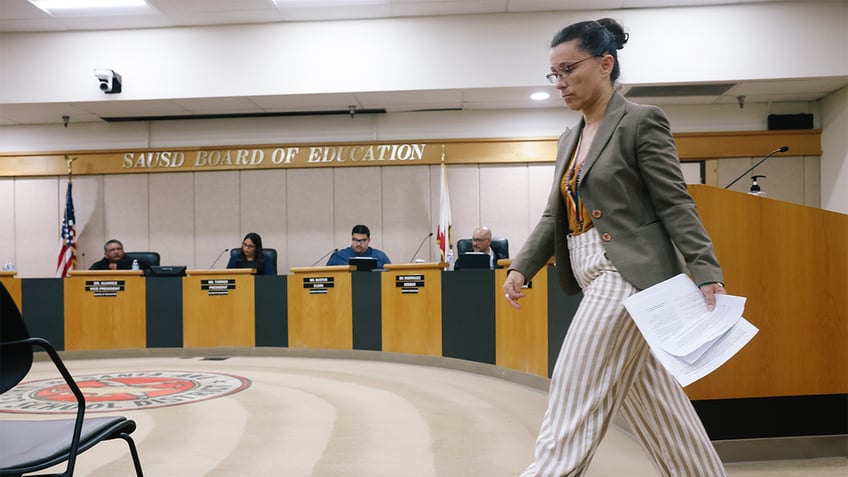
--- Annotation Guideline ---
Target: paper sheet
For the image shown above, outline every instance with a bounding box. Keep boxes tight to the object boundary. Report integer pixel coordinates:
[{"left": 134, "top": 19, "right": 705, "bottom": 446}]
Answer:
[{"left": 623, "top": 274, "right": 758, "bottom": 387}]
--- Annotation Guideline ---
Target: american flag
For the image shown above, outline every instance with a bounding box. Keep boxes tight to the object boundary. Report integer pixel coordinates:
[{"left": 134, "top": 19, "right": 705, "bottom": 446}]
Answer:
[{"left": 56, "top": 182, "right": 76, "bottom": 277}]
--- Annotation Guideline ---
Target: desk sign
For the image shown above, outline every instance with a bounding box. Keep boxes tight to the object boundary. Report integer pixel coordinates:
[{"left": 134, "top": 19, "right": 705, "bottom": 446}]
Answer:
[
  {"left": 85, "top": 280, "right": 125, "bottom": 297},
  {"left": 303, "top": 276, "right": 334, "bottom": 295},
  {"left": 395, "top": 274, "right": 424, "bottom": 294},
  {"left": 201, "top": 279, "right": 236, "bottom": 296}
]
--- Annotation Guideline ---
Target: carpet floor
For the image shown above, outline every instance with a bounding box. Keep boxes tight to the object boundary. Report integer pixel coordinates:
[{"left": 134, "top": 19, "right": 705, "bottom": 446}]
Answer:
[{"left": 1, "top": 355, "right": 844, "bottom": 476}]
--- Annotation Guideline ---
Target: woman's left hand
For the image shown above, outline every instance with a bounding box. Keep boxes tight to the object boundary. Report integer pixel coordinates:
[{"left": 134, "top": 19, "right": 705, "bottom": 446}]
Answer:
[{"left": 700, "top": 282, "right": 727, "bottom": 311}]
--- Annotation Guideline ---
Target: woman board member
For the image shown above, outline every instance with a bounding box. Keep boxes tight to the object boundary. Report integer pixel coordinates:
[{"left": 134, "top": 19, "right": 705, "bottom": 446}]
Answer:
[
  {"left": 227, "top": 232, "right": 273, "bottom": 275},
  {"left": 502, "top": 19, "right": 727, "bottom": 477}
]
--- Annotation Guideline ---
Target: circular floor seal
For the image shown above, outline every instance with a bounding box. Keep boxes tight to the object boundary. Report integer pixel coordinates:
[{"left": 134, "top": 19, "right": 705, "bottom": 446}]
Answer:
[{"left": 0, "top": 370, "right": 251, "bottom": 414}]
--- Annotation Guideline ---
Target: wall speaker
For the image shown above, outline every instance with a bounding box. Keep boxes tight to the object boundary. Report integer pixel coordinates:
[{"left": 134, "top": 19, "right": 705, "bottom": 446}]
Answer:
[{"left": 767, "top": 113, "right": 813, "bottom": 130}]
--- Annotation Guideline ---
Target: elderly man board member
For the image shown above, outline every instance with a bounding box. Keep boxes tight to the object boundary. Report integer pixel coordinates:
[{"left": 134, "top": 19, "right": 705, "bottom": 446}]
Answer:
[
  {"left": 327, "top": 224, "right": 392, "bottom": 269},
  {"left": 471, "top": 226, "right": 508, "bottom": 269},
  {"left": 89, "top": 239, "right": 144, "bottom": 271}
]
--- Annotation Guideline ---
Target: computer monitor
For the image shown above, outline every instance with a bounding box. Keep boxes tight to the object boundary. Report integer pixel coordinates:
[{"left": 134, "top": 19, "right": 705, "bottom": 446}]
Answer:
[
  {"left": 147, "top": 265, "right": 187, "bottom": 277},
  {"left": 348, "top": 257, "right": 378, "bottom": 271},
  {"left": 454, "top": 252, "right": 491, "bottom": 270}
]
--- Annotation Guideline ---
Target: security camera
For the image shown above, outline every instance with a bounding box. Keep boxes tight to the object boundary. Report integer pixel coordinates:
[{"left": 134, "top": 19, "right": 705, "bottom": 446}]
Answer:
[{"left": 93, "top": 68, "right": 122, "bottom": 94}]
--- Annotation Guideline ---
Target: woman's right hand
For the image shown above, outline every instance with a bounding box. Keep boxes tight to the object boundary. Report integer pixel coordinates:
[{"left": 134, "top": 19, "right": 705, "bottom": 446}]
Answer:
[{"left": 502, "top": 270, "right": 527, "bottom": 309}]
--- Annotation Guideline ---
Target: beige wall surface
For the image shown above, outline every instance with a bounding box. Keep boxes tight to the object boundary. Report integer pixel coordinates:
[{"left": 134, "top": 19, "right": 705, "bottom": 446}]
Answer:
[{"left": 0, "top": 152, "right": 827, "bottom": 277}]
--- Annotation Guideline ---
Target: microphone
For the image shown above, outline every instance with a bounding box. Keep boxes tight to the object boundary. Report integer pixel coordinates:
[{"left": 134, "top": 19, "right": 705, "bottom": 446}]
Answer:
[
  {"left": 311, "top": 248, "right": 339, "bottom": 267},
  {"left": 208, "top": 248, "right": 229, "bottom": 269},
  {"left": 724, "top": 146, "right": 789, "bottom": 189},
  {"left": 409, "top": 232, "right": 434, "bottom": 263}
]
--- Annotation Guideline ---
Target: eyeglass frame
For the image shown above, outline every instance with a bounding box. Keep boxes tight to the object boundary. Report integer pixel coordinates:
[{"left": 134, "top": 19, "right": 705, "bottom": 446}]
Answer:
[{"left": 545, "top": 55, "right": 599, "bottom": 84}]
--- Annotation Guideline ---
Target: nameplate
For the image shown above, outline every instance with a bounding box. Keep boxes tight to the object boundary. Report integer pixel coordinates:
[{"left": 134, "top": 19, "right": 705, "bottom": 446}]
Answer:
[
  {"left": 85, "top": 280, "right": 125, "bottom": 297},
  {"left": 201, "top": 279, "right": 236, "bottom": 296},
  {"left": 395, "top": 274, "right": 424, "bottom": 294},
  {"left": 304, "top": 276, "right": 334, "bottom": 294}
]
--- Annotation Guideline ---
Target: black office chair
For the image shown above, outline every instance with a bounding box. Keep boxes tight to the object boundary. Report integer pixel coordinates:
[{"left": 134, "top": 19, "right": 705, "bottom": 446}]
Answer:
[
  {"left": 229, "top": 247, "right": 277, "bottom": 275},
  {"left": 0, "top": 283, "right": 144, "bottom": 477},
  {"left": 124, "top": 251, "right": 160, "bottom": 267},
  {"left": 456, "top": 238, "right": 509, "bottom": 262}
]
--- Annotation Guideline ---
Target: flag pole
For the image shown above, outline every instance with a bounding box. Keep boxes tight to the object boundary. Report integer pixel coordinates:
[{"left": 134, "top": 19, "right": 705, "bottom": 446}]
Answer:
[{"left": 65, "top": 155, "right": 77, "bottom": 183}]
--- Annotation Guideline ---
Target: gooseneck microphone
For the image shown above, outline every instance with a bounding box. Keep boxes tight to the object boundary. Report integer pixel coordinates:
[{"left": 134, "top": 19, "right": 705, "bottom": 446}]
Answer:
[
  {"left": 724, "top": 146, "right": 789, "bottom": 189},
  {"left": 208, "top": 248, "right": 230, "bottom": 269},
  {"left": 311, "top": 248, "right": 339, "bottom": 267},
  {"left": 409, "top": 232, "right": 434, "bottom": 263}
]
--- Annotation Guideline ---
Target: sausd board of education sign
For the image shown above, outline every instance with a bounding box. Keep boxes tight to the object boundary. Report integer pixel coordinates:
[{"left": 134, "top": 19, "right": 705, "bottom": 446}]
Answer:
[
  {"left": 124, "top": 143, "right": 426, "bottom": 169},
  {"left": 2, "top": 142, "right": 440, "bottom": 177}
]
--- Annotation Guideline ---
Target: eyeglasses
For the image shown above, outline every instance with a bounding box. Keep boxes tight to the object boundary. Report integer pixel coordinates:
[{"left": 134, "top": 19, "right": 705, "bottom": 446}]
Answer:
[
  {"left": 352, "top": 238, "right": 368, "bottom": 244},
  {"left": 545, "top": 56, "right": 597, "bottom": 84},
  {"left": 242, "top": 243, "right": 256, "bottom": 249},
  {"left": 471, "top": 237, "right": 490, "bottom": 242}
]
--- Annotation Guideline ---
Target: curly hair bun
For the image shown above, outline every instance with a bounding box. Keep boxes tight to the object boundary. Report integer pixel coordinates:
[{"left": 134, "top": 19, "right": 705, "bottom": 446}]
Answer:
[{"left": 597, "top": 18, "right": 629, "bottom": 50}]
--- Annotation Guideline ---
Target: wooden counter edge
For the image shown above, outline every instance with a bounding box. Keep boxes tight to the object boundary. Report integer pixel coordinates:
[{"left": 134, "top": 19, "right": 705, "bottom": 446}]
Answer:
[
  {"left": 68, "top": 270, "right": 144, "bottom": 277},
  {"left": 186, "top": 268, "right": 255, "bottom": 276},
  {"left": 290, "top": 265, "right": 355, "bottom": 274},
  {"left": 384, "top": 262, "right": 445, "bottom": 271}
]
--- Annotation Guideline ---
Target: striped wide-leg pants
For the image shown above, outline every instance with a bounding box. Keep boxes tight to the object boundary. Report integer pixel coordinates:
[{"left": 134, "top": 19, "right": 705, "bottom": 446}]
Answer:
[{"left": 520, "top": 229, "right": 726, "bottom": 477}]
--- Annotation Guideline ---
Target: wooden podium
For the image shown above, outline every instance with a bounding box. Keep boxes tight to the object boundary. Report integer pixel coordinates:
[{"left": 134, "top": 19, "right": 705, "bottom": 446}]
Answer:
[
  {"left": 182, "top": 268, "right": 255, "bottom": 348},
  {"left": 687, "top": 185, "right": 847, "bottom": 400},
  {"left": 0, "top": 271, "right": 21, "bottom": 312},
  {"left": 381, "top": 262, "right": 443, "bottom": 356},
  {"left": 494, "top": 259, "right": 550, "bottom": 377},
  {"left": 64, "top": 270, "right": 146, "bottom": 350},
  {"left": 287, "top": 265, "right": 355, "bottom": 349}
]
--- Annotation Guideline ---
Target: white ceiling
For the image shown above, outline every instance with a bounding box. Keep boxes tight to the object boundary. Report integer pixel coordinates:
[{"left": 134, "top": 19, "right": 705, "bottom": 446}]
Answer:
[{"left": 0, "top": 0, "right": 845, "bottom": 125}]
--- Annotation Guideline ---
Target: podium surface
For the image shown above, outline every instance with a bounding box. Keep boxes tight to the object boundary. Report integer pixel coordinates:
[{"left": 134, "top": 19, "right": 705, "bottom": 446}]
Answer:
[
  {"left": 288, "top": 265, "right": 355, "bottom": 350},
  {"left": 381, "top": 263, "right": 443, "bottom": 356},
  {"left": 182, "top": 269, "right": 255, "bottom": 348},
  {"left": 64, "top": 270, "right": 146, "bottom": 350}
]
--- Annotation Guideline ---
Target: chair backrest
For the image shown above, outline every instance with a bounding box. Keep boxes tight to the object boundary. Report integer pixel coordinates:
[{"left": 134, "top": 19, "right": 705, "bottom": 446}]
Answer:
[
  {"left": 230, "top": 247, "right": 277, "bottom": 275},
  {"left": 455, "top": 238, "right": 508, "bottom": 258},
  {"left": 0, "top": 282, "right": 33, "bottom": 394},
  {"left": 125, "top": 251, "right": 160, "bottom": 267},
  {"left": 491, "top": 238, "right": 509, "bottom": 258}
]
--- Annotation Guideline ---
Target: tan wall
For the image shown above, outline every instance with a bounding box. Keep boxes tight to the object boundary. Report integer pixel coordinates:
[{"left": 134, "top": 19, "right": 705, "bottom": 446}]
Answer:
[{"left": 0, "top": 152, "right": 823, "bottom": 277}]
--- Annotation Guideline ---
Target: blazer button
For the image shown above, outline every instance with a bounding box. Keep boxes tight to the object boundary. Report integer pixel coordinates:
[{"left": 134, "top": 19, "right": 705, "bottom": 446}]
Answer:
[
  {"left": 591, "top": 209, "right": 602, "bottom": 219},
  {"left": 601, "top": 232, "right": 612, "bottom": 242}
]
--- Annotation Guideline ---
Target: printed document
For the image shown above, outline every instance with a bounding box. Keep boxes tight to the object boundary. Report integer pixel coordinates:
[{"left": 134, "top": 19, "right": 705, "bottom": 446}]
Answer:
[{"left": 623, "top": 274, "right": 758, "bottom": 387}]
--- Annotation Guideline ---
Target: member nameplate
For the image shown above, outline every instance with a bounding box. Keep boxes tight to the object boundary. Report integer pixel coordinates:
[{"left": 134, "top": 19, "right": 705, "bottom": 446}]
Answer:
[
  {"left": 304, "top": 276, "right": 334, "bottom": 294},
  {"left": 201, "top": 279, "right": 236, "bottom": 296},
  {"left": 85, "top": 280, "right": 125, "bottom": 297},
  {"left": 395, "top": 274, "right": 424, "bottom": 294}
]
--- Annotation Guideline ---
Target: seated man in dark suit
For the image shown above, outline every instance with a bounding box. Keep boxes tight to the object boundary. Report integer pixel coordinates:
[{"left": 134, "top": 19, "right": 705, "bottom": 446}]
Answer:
[
  {"left": 327, "top": 224, "right": 391, "bottom": 269},
  {"left": 89, "top": 239, "right": 146, "bottom": 270},
  {"left": 471, "top": 226, "right": 508, "bottom": 269}
]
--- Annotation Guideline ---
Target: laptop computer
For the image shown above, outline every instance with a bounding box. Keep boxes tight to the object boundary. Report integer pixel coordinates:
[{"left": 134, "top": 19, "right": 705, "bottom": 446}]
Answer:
[
  {"left": 454, "top": 252, "right": 491, "bottom": 270},
  {"left": 348, "top": 257, "right": 378, "bottom": 271}
]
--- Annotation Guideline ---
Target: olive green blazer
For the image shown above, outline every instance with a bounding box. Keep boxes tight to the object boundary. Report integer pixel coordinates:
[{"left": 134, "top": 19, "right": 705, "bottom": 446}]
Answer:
[{"left": 511, "top": 92, "right": 723, "bottom": 295}]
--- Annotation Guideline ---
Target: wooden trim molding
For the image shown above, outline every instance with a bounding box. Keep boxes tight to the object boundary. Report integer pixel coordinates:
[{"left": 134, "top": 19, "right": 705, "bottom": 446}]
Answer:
[{"left": 0, "top": 130, "right": 821, "bottom": 177}]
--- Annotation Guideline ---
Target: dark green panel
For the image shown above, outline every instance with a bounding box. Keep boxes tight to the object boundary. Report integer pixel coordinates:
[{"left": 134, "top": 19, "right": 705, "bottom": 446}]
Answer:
[
  {"left": 21, "top": 278, "right": 65, "bottom": 350},
  {"left": 255, "top": 275, "right": 288, "bottom": 347},
  {"left": 351, "top": 272, "right": 381, "bottom": 350},
  {"left": 145, "top": 277, "right": 183, "bottom": 348},
  {"left": 441, "top": 269, "right": 495, "bottom": 364},
  {"left": 694, "top": 394, "right": 848, "bottom": 439}
]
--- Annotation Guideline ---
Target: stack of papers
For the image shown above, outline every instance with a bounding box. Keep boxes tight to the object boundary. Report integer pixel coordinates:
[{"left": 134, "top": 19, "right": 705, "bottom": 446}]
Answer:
[{"left": 623, "top": 274, "right": 758, "bottom": 387}]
